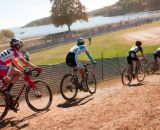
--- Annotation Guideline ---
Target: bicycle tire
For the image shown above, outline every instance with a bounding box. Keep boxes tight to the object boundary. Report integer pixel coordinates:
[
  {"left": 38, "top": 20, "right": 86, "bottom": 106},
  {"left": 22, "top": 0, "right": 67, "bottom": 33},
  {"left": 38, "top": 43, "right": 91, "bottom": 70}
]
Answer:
[
  {"left": 147, "top": 62, "right": 158, "bottom": 74},
  {"left": 137, "top": 65, "right": 146, "bottom": 82},
  {"left": 0, "top": 90, "right": 9, "bottom": 121},
  {"left": 86, "top": 71, "right": 96, "bottom": 94},
  {"left": 25, "top": 80, "right": 52, "bottom": 112},
  {"left": 121, "top": 67, "right": 132, "bottom": 86},
  {"left": 60, "top": 73, "right": 78, "bottom": 101}
]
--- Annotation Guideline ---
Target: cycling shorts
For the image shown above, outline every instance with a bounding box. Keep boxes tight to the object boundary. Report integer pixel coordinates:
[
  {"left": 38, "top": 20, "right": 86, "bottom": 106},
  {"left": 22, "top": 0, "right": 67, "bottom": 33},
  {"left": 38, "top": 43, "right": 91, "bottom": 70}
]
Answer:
[
  {"left": 0, "top": 64, "right": 11, "bottom": 77},
  {"left": 66, "top": 52, "right": 83, "bottom": 69},
  {"left": 127, "top": 56, "right": 138, "bottom": 65}
]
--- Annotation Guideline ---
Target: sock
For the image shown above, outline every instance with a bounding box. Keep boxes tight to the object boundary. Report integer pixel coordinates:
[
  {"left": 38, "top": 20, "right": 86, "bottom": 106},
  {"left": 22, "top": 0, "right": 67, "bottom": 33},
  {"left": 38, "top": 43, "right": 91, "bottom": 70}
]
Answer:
[{"left": 3, "top": 83, "right": 13, "bottom": 92}]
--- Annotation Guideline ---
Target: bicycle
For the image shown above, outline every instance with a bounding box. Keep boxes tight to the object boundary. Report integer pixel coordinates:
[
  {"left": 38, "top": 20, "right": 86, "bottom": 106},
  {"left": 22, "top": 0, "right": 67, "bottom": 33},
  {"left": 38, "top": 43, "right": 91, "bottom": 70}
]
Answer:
[
  {"left": 147, "top": 61, "right": 160, "bottom": 74},
  {"left": 121, "top": 59, "right": 147, "bottom": 86},
  {"left": 60, "top": 63, "right": 96, "bottom": 101},
  {"left": 0, "top": 68, "right": 52, "bottom": 121}
]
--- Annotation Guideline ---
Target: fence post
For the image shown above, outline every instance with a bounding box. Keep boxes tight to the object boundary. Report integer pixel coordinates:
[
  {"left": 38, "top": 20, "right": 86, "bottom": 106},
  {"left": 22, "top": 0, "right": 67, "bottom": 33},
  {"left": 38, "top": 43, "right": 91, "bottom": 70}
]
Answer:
[
  {"left": 116, "top": 53, "right": 122, "bottom": 75},
  {"left": 101, "top": 51, "right": 104, "bottom": 80}
]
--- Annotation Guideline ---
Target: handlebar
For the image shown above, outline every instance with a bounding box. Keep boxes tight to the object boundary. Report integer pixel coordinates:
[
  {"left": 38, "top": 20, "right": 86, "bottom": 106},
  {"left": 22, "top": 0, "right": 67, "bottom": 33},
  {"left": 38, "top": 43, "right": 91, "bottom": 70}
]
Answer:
[
  {"left": 83, "top": 61, "right": 96, "bottom": 68},
  {"left": 138, "top": 58, "right": 148, "bottom": 64},
  {"left": 23, "top": 67, "right": 42, "bottom": 77}
]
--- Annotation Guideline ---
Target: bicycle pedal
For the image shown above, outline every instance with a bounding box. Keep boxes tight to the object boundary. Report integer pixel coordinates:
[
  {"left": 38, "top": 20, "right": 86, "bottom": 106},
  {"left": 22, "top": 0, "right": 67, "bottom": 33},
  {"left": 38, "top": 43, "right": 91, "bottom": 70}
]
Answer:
[{"left": 13, "top": 108, "right": 20, "bottom": 113}]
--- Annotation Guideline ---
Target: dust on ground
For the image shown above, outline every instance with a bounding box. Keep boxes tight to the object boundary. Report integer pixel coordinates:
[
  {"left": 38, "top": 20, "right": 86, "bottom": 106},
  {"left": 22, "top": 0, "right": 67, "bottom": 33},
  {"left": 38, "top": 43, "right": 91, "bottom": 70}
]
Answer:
[
  {"left": 123, "top": 26, "right": 160, "bottom": 44},
  {"left": 1, "top": 74, "right": 160, "bottom": 130}
]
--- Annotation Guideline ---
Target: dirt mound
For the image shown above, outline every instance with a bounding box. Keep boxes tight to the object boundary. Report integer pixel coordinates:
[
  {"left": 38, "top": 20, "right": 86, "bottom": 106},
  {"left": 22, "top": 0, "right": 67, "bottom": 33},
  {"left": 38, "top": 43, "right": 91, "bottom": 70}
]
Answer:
[
  {"left": 123, "top": 26, "right": 160, "bottom": 44},
  {"left": 1, "top": 75, "right": 160, "bottom": 130}
]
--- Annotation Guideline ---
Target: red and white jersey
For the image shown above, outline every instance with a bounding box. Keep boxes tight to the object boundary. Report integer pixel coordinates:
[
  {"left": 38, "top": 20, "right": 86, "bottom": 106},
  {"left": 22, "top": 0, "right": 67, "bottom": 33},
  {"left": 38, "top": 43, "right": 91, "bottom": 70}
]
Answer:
[{"left": 0, "top": 48, "right": 23, "bottom": 65}]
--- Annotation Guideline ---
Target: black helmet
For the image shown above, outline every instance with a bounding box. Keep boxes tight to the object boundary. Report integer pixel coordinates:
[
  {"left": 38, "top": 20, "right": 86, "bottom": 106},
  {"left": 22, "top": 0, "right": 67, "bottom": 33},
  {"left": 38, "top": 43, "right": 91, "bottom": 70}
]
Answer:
[
  {"left": 135, "top": 41, "right": 142, "bottom": 46},
  {"left": 77, "top": 37, "right": 84, "bottom": 45},
  {"left": 10, "top": 39, "right": 23, "bottom": 49}
]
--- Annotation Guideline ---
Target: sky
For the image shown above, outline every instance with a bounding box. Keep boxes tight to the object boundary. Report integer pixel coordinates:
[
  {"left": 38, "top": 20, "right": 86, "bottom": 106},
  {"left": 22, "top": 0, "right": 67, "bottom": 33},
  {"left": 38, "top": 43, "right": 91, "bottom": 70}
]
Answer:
[{"left": 0, "top": 0, "right": 119, "bottom": 29}]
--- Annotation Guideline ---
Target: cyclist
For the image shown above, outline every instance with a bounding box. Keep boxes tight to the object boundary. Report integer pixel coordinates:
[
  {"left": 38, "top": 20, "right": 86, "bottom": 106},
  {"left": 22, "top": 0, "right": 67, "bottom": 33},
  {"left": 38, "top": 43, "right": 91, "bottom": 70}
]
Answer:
[
  {"left": 0, "top": 38, "right": 40, "bottom": 110},
  {"left": 127, "top": 41, "right": 147, "bottom": 79},
  {"left": 66, "top": 37, "right": 95, "bottom": 91},
  {"left": 154, "top": 47, "right": 160, "bottom": 64}
]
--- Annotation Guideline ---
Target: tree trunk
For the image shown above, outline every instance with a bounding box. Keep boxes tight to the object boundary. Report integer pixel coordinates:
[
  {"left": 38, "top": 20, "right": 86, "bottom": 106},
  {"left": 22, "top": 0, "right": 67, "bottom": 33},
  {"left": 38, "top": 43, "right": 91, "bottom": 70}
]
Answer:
[{"left": 67, "top": 24, "right": 71, "bottom": 32}]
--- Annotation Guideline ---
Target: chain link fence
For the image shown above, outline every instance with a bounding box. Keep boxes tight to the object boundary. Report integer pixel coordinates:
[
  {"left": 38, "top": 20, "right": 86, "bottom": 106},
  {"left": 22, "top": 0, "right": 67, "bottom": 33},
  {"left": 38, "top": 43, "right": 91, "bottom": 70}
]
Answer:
[{"left": 9, "top": 53, "right": 154, "bottom": 100}]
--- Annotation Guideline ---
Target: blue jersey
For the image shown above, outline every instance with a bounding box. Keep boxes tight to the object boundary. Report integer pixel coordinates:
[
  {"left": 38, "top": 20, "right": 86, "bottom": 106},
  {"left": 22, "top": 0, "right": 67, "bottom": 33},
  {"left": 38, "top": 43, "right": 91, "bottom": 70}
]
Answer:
[{"left": 69, "top": 45, "right": 93, "bottom": 62}]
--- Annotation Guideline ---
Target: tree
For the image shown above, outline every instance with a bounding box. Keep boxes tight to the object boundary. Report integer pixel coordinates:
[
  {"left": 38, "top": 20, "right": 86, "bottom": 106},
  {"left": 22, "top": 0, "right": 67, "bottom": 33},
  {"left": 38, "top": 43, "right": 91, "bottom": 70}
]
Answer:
[
  {"left": 0, "top": 31, "right": 3, "bottom": 44},
  {"left": 1, "top": 29, "right": 14, "bottom": 39},
  {"left": 0, "top": 29, "right": 14, "bottom": 44},
  {"left": 50, "top": 0, "right": 88, "bottom": 32}
]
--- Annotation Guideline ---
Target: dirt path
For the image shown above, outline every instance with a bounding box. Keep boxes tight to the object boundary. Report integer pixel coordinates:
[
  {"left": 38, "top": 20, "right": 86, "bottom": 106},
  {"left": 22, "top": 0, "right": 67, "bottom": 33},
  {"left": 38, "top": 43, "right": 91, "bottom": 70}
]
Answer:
[
  {"left": 1, "top": 74, "right": 160, "bottom": 130},
  {"left": 123, "top": 26, "right": 160, "bottom": 44}
]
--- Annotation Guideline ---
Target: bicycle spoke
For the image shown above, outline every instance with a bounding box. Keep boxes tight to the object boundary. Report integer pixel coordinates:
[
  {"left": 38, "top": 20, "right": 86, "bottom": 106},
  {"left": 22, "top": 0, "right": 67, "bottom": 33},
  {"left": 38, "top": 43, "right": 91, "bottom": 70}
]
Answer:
[
  {"left": 122, "top": 67, "right": 132, "bottom": 86},
  {"left": 26, "top": 80, "right": 52, "bottom": 112},
  {"left": 86, "top": 71, "right": 96, "bottom": 94},
  {"left": 137, "top": 66, "right": 146, "bottom": 82},
  {"left": 60, "top": 74, "right": 78, "bottom": 101}
]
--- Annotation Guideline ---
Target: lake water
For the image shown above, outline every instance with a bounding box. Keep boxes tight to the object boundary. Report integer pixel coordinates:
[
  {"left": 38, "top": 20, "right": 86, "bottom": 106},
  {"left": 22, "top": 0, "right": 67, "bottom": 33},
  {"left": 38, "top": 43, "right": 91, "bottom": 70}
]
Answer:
[{"left": 11, "top": 10, "right": 160, "bottom": 39}]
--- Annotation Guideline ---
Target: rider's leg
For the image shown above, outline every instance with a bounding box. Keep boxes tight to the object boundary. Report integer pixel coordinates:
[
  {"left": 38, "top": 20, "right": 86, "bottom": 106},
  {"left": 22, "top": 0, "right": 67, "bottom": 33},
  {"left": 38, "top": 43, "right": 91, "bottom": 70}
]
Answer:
[
  {"left": 3, "top": 67, "right": 22, "bottom": 92},
  {"left": 2, "top": 76, "right": 11, "bottom": 89},
  {"left": 79, "top": 67, "right": 85, "bottom": 81},
  {"left": 127, "top": 57, "right": 132, "bottom": 76},
  {"left": 77, "top": 62, "right": 88, "bottom": 91},
  {"left": 154, "top": 53, "right": 158, "bottom": 64}
]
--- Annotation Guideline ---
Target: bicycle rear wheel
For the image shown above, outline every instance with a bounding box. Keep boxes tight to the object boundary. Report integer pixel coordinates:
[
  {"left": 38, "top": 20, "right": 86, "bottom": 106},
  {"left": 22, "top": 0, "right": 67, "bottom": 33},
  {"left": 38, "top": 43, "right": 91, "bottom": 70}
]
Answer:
[
  {"left": 60, "top": 73, "right": 78, "bottom": 101},
  {"left": 0, "top": 90, "right": 8, "bottom": 121},
  {"left": 86, "top": 71, "right": 96, "bottom": 94},
  {"left": 121, "top": 67, "right": 132, "bottom": 86},
  {"left": 147, "top": 62, "right": 158, "bottom": 74},
  {"left": 137, "top": 65, "right": 146, "bottom": 82},
  {"left": 25, "top": 80, "right": 52, "bottom": 112}
]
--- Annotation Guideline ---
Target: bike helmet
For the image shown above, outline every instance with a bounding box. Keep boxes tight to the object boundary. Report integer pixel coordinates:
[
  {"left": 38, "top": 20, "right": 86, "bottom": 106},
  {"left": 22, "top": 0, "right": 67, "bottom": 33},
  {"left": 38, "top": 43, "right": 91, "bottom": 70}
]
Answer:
[
  {"left": 10, "top": 38, "right": 23, "bottom": 49},
  {"left": 77, "top": 37, "right": 84, "bottom": 45},
  {"left": 135, "top": 41, "right": 142, "bottom": 47}
]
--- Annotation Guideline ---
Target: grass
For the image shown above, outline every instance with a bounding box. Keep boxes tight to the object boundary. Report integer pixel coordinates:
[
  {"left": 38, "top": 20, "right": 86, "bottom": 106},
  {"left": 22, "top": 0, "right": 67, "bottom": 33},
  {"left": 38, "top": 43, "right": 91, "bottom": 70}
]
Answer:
[{"left": 30, "top": 21, "right": 160, "bottom": 65}]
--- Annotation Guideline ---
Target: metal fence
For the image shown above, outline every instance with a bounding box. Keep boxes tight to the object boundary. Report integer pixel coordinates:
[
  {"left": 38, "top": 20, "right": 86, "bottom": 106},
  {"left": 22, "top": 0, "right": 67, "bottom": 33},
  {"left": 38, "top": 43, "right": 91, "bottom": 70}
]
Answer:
[{"left": 9, "top": 53, "right": 154, "bottom": 100}]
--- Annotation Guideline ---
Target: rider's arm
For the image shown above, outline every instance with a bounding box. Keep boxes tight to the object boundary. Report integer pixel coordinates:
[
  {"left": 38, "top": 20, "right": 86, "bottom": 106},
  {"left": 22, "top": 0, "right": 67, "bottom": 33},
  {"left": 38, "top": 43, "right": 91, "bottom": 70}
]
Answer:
[
  {"left": 19, "top": 57, "right": 37, "bottom": 69},
  {"left": 84, "top": 47, "right": 94, "bottom": 63},
  {"left": 12, "top": 59, "right": 25, "bottom": 71},
  {"left": 139, "top": 47, "right": 147, "bottom": 60}
]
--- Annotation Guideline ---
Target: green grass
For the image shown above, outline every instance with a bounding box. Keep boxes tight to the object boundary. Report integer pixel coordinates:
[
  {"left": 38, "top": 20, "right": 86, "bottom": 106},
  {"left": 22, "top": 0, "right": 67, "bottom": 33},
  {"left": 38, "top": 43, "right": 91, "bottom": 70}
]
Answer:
[{"left": 30, "top": 22, "right": 160, "bottom": 65}]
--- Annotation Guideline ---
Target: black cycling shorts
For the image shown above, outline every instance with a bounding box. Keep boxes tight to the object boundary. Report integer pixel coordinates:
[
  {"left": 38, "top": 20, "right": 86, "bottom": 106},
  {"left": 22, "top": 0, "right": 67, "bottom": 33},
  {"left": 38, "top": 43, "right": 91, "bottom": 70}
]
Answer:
[
  {"left": 154, "top": 53, "right": 160, "bottom": 60},
  {"left": 127, "top": 56, "right": 138, "bottom": 65},
  {"left": 66, "top": 52, "right": 77, "bottom": 67}
]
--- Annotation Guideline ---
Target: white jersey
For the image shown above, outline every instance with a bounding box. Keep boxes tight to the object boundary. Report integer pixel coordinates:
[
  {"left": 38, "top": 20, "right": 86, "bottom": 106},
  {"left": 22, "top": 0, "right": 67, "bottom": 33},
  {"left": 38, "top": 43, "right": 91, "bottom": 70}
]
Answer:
[
  {"left": 0, "top": 48, "right": 23, "bottom": 65},
  {"left": 155, "top": 48, "right": 160, "bottom": 55},
  {"left": 69, "top": 45, "right": 93, "bottom": 62},
  {"left": 128, "top": 46, "right": 143, "bottom": 58}
]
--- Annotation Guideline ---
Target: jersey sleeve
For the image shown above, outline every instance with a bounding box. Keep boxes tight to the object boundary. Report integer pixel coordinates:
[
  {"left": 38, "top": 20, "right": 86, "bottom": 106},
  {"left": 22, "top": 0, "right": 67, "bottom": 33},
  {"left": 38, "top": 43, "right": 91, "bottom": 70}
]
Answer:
[
  {"left": 138, "top": 47, "right": 143, "bottom": 52},
  {"left": 84, "top": 46, "right": 94, "bottom": 62},
  {"left": 16, "top": 51, "right": 23, "bottom": 59}
]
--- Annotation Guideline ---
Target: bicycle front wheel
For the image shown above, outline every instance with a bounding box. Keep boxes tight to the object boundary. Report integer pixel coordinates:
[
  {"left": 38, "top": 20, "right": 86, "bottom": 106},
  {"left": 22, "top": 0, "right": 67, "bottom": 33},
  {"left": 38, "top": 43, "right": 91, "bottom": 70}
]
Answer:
[
  {"left": 0, "top": 90, "right": 8, "bottom": 121},
  {"left": 137, "top": 65, "right": 146, "bottom": 82},
  {"left": 25, "top": 80, "right": 52, "bottom": 112},
  {"left": 60, "top": 73, "right": 78, "bottom": 101},
  {"left": 121, "top": 67, "right": 132, "bottom": 86},
  {"left": 86, "top": 71, "right": 96, "bottom": 94}
]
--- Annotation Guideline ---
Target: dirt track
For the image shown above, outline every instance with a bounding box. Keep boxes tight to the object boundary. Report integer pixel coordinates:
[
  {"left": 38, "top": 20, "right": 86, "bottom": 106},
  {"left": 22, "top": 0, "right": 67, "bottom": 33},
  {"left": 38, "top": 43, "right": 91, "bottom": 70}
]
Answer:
[
  {"left": 123, "top": 26, "right": 160, "bottom": 44},
  {"left": 1, "top": 74, "right": 160, "bottom": 130}
]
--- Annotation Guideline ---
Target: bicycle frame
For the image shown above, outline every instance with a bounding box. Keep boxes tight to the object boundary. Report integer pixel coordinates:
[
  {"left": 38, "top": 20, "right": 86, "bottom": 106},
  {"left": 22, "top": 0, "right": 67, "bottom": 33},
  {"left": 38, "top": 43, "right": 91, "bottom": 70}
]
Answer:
[
  {"left": 1, "top": 69, "right": 40, "bottom": 103},
  {"left": 131, "top": 59, "right": 142, "bottom": 77},
  {"left": 16, "top": 75, "right": 36, "bottom": 101}
]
